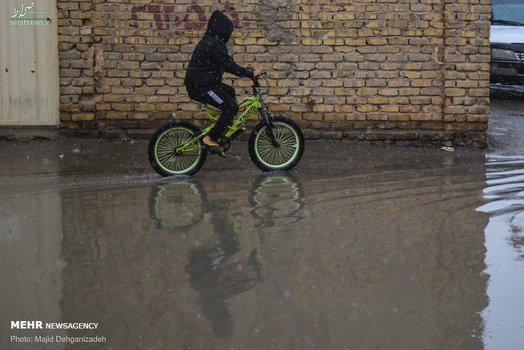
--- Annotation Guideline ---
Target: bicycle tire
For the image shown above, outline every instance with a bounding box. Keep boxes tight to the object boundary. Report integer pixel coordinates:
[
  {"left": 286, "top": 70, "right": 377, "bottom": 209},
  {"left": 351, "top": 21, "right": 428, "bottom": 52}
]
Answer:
[
  {"left": 148, "top": 121, "right": 207, "bottom": 176},
  {"left": 149, "top": 179, "right": 207, "bottom": 230},
  {"left": 249, "top": 174, "right": 305, "bottom": 227},
  {"left": 248, "top": 116, "right": 304, "bottom": 172}
]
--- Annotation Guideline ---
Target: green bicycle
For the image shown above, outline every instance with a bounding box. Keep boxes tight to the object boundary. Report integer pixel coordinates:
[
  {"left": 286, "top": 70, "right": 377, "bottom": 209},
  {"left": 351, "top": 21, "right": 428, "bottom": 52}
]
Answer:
[{"left": 148, "top": 73, "right": 305, "bottom": 176}]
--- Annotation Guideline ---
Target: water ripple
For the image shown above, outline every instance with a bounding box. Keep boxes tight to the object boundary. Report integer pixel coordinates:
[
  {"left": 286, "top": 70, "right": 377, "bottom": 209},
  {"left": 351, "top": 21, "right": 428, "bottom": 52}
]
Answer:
[
  {"left": 479, "top": 156, "right": 524, "bottom": 218},
  {"left": 479, "top": 155, "right": 524, "bottom": 350}
]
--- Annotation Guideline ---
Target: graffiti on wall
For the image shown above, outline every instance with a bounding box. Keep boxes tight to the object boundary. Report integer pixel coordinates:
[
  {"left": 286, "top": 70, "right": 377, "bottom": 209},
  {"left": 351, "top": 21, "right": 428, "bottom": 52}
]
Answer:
[{"left": 131, "top": 1, "right": 250, "bottom": 30}]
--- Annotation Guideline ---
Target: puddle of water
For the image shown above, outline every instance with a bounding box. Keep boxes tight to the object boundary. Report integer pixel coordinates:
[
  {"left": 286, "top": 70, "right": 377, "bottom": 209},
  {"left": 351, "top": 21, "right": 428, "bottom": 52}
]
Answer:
[
  {"left": 1, "top": 146, "right": 492, "bottom": 349},
  {"left": 478, "top": 155, "right": 524, "bottom": 350},
  {"left": 0, "top": 192, "right": 68, "bottom": 349},
  {"left": 1, "top": 138, "right": 523, "bottom": 349}
]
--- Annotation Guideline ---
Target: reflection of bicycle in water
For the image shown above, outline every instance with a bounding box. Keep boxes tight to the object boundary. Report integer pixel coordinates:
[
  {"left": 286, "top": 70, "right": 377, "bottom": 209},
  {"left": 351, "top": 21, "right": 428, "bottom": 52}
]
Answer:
[
  {"left": 150, "top": 175, "right": 304, "bottom": 231},
  {"left": 149, "top": 179, "right": 207, "bottom": 231},
  {"left": 250, "top": 175, "right": 304, "bottom": 227},
  {"left": 149, "top": 175, "right": 304, "bottom": 337}
]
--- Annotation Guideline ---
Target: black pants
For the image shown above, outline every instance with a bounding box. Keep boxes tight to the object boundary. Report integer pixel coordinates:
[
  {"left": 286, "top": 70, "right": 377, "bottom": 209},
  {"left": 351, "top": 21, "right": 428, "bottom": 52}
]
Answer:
[{"left": 187, "top": 83, "right": 239, "bottom": 141}]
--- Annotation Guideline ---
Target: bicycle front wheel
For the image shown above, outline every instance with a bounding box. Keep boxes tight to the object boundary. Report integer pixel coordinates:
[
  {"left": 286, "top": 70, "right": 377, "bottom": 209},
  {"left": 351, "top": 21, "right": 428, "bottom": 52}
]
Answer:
[
  {"left": 248, "top": 116, "right": 304, "bottom": 172},
  {"left": 148, "top": 121, "right": 207, "bottom": 176}
]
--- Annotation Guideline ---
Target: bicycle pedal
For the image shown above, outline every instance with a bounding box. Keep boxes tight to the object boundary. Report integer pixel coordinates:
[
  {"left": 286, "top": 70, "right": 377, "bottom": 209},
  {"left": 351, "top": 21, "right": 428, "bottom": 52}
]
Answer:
[{"left": 205, "top": 144, "right": 228, "bottom": 158}]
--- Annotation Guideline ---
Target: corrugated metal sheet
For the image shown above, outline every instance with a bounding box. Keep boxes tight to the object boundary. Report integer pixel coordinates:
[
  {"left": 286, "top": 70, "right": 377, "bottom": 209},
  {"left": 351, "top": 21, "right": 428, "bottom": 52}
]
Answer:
[{"left": 0, "top": 0, "right": 59, "bottom": 126}]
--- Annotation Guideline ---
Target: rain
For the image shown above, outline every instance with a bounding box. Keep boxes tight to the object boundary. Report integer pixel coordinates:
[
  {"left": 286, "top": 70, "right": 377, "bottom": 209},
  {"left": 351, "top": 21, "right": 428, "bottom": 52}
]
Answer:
[{"left": 1, "top": 83, "right": 524, "bottom": 349}]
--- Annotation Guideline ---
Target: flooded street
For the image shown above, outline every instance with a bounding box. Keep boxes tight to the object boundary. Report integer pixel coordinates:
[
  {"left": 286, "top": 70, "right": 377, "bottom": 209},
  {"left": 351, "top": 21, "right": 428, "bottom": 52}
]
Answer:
[
  {"left": 480, "top": 85, "right": 524, "bottom": 350},
  {"left": 1, "top": 91, "right": 524, "bottom": 349},
  {"left": 480, "top": 155, "right": 524, "bottom": 350}
]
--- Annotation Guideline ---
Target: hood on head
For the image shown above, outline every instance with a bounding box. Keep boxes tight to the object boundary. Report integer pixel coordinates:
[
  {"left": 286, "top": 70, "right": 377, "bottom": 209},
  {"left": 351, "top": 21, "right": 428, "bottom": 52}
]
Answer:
[{"left": 206, "top": 10, "right": 234, "bottom": 43}]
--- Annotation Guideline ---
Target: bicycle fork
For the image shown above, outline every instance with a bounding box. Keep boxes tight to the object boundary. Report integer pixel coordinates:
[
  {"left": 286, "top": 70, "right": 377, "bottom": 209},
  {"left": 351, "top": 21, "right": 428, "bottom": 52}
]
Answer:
[{"left": 259, "top": 99, "right": 280, "bottom": 148}]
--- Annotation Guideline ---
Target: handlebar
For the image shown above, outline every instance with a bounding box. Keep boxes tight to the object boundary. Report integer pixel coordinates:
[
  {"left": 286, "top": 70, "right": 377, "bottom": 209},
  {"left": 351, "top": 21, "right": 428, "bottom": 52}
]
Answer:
[
  {"left": 244, "top": 66, "right": 269, "bottom": 95},
  {"left": 250, "top": 71, "right": 267, "bottom": 89}
]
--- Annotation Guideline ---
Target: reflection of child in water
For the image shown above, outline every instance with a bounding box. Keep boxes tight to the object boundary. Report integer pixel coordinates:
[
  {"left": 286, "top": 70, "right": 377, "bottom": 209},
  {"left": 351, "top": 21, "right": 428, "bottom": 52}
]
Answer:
[{"left": 185, "top": 202, "right": 263, "bottom": 339}]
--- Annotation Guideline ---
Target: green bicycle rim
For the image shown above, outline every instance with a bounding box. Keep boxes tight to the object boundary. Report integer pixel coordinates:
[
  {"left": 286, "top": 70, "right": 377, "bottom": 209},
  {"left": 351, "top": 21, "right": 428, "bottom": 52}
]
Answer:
[
  {"left": 152, "top": 182, "right": 204, "bottom": 228},
  {"left": 154, "top": 127, "right": 202, "bottom": 175},
  {"left": 254, "top": 122, "right": 300, "bottom": 169}
]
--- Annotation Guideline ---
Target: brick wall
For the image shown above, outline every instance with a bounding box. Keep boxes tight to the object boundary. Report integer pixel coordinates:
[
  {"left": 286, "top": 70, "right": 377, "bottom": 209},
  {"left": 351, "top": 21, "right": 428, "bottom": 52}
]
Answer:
[{"left": 57, "top": 0, "right": 491, "bottom": 147}]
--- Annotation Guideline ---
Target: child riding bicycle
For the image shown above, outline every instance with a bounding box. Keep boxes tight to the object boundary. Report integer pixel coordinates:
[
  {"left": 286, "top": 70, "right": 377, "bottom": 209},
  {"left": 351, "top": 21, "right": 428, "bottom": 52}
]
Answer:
[{"left": 184, "top": 10, "right": 262, "bottom": 157}]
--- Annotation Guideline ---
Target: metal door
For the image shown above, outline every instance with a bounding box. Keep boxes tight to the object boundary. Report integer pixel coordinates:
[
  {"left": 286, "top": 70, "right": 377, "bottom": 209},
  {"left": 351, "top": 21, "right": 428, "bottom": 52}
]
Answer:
[{"left": 0, "top": 0, "right": 59, "bottom": 126}]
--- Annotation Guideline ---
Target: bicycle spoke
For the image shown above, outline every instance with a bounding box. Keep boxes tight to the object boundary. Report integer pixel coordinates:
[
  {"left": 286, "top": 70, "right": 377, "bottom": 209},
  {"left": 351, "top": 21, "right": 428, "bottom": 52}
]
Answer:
[
  {"left": 256, "top": 123, "right": 299, "bottom": 166},
  {"left": 155, "top": 127, "right": 202, "bottom": 173}
]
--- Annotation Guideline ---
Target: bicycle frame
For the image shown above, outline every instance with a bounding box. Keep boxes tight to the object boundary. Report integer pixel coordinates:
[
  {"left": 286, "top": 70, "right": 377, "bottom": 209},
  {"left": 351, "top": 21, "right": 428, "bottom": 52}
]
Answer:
[
  {"left": 203, "top": 95, "right": 262, "bottom": 139},
  {"left": 176, "top": 78, "right": 273, "bottom": 153},
  {"left": 149, "top": 73, "right": 304, "bottom": 176}
]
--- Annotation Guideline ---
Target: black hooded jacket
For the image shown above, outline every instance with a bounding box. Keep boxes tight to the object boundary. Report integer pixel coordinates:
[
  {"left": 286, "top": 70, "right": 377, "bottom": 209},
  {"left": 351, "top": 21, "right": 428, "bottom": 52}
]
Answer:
[{"left": 184, "top": 11, "right": 254, "bottom": 94}]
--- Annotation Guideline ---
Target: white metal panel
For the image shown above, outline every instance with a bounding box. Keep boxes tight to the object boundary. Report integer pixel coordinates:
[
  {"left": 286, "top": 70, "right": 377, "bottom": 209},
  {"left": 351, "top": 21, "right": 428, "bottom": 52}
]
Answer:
[{"left": 0, "top": 0, "right": 59, "bottom": 126}]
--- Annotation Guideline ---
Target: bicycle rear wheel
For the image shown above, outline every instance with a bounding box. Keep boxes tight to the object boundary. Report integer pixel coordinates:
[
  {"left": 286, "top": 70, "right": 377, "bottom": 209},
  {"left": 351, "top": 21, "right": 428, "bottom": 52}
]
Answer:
[
  {"left": 148, "top": 121, "right": 207, "bottom": 176},
  {"left": 248, "top": 116, "right": 304, "bottom": 172}
]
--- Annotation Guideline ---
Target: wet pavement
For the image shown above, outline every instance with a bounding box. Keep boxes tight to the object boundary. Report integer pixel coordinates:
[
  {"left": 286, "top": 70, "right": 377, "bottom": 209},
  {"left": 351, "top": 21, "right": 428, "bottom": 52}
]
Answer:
[{"left": 1, "top": 88, "right": 524, "bottom": 349}]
